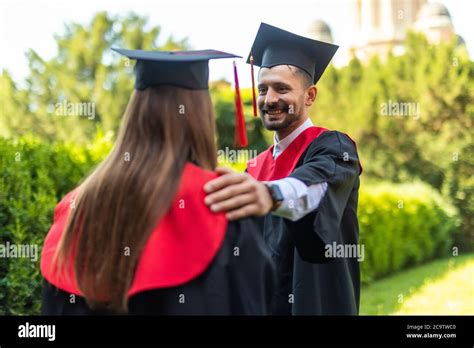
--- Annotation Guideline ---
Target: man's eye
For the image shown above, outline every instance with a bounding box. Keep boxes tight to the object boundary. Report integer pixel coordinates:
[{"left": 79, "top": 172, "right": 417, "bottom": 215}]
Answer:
[
  {"left": 278, "top": 86, "right": 288, "bottom": 92},
  {"left": 258, "top": 88, "right": 267, "bottom": 94}
]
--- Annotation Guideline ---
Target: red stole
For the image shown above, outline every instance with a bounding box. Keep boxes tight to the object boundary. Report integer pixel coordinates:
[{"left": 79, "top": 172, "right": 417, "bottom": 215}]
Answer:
[
  {"left": 247, "top": 126, "right": 328, "bottom": 181},
  {"left": 40, "top": 162, "right": 228, "bottom": 297}
]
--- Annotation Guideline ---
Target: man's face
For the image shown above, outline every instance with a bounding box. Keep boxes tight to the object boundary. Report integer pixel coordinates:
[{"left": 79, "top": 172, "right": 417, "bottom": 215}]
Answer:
[{"left": 257, "top": 65, "right": 312, "bottom": 132}]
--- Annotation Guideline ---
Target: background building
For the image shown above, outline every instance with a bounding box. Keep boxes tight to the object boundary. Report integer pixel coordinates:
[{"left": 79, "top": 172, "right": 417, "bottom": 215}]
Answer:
[{"left": 309, "top": 0, "right": 465, "bottom": 65}]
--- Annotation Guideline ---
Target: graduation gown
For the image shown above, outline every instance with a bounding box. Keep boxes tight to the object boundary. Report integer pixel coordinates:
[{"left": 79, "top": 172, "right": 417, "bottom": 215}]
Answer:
[
  {"left": 40, "top": 162, "right": 276, "bottom": 315},
  {"left": 247, "top": 127, "right": 362, "bottom": 315}
]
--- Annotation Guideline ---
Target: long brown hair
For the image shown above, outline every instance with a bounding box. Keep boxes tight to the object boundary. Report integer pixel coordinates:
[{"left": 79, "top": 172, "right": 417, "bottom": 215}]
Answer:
[{"left": 54, "top": 86, "right": 217, "bottom": 312}]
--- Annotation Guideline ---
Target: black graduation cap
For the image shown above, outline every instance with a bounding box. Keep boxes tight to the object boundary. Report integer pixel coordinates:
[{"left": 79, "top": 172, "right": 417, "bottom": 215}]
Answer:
[
  {"left": 112, "top": 48, "right": 241, "bottom": 90},
  {"left": 112, "top": 47, "right": 248, "bottom": 147},
  {"left": 247, "top": 23, "right": 338, "bottom": 84},
  {"left": 246, "top": 23, "right": 338, "bottom": 116}
]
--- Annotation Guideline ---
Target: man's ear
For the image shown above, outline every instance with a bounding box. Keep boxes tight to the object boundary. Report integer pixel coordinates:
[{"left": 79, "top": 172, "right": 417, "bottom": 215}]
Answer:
[{"left": 305, "top": 86, "right": 317, "bottom": 106}]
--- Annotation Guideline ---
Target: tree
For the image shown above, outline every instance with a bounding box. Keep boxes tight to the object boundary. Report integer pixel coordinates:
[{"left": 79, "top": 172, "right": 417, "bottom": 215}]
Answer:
[
  {"left": 312, "top": 32, "right": 473, "bottom": 248},
  {"left": 0, "top": 12, "right": 189, "bottom": 143}
]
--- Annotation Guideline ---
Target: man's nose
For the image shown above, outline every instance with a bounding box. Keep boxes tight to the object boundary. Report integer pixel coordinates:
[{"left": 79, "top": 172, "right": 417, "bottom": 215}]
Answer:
[{"left": 265, "top": 88, "right": 279, "bottom": 105}]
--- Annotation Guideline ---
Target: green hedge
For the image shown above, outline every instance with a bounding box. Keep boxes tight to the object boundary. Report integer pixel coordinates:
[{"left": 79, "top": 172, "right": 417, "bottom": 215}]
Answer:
[
  {"left": 0, "top": 137, "right": 460, "bottom": 314},
  {"left": 358, "top": 181, "right": 460, "bottom": 284},
  {"left": 0, "top": 134, "right": 111, "bottom": 315}
]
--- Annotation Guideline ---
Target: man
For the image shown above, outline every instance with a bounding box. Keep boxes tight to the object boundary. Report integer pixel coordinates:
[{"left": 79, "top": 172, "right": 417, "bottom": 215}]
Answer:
[{"left": 204, "top": 23, "right": 362, "bottom": 315}]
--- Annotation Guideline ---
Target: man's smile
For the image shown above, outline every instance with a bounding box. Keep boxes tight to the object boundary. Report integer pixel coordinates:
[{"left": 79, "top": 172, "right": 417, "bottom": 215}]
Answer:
[{"left": 265, "top": 109, "right": 285, "bottom": 115}]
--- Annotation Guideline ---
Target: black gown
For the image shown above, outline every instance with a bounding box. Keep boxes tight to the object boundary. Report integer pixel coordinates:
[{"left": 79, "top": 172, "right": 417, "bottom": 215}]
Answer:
[
  {"left": 252, "top": 130, "right": 361, "bottom": 315},
  {"left": 41, "top": 217, "right": 276, "bottom": 315}
]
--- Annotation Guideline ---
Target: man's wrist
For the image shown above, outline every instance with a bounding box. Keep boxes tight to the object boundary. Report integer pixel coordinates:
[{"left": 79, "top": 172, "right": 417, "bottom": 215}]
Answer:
[{"left": 265, "top": 182, "right": 284, "bottom": 211}]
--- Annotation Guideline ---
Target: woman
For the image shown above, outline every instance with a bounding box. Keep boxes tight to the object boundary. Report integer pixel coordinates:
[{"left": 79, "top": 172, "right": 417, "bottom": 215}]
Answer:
[{"left": 40, "top": 49, "right": 275, "bottom": 315}]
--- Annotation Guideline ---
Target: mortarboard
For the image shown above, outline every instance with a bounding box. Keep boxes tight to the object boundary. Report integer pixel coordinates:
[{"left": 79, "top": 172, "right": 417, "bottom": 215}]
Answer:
[
  {"left": 112, "top": 48, "right": 240, "bottom": 90},
  {"left": 112, "top": 48, "right": 248, "bottom": 147},
  {"left": 246, "top": 23, "right": 339, "bottom": 116}
]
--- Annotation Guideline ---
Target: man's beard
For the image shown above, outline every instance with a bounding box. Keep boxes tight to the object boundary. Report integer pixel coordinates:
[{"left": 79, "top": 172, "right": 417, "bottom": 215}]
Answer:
[{"left": 260, "top": 101, "right": 300, "bottom": 131}]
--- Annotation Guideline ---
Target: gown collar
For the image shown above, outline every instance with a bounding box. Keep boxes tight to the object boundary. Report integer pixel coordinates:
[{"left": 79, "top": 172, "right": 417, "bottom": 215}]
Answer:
[{"left": 273, "top": 118, "right": 314, "bottom": 159}]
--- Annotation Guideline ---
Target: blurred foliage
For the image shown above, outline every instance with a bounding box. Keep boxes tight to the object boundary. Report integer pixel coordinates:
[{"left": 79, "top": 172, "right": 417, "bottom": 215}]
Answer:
[
  {"left": 210, "top": 80, "right": 271, "bottom": 153},
  {"left": 358, "top": 180, "right": 460, "bottom": 284},
  {"left": 313, "top": 32, "right": 473, "bottom": 249},
  {"left": 0, "top": 11, "right": 188, "bottom": 141},
  {"left": 0, "top": 135, "right": 108, "bottom": 314}
]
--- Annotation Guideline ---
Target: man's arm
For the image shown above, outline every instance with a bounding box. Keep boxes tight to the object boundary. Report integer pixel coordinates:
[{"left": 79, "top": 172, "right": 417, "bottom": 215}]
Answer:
[
  {"left": 204, "top": 132, "right": 360, "bottom": 223},
  {"left": 268, "top": 178, "right": 328, "bottom": 221},
  {"left": 204, "top": 167, "right": 327, "bottom": 221}
]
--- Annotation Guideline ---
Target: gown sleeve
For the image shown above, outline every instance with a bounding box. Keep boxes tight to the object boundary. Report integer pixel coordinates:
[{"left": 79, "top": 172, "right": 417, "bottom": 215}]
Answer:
[
  {"left": 224, "top": 217, "right": 276, "bottom": 315},
  {"left": 286, "top": 130, "right": 361, "bottom": 263}
]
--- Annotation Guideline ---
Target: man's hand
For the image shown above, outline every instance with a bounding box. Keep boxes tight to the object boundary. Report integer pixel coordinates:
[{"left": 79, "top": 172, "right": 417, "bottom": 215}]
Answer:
[{"left": 204, "top": 166, "right": 273, "bottom": 221}]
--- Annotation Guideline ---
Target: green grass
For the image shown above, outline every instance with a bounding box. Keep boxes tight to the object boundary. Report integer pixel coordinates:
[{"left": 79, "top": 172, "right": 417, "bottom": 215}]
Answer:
[{"left": 360, "top": 253, "right": 474, "bottom": 315}]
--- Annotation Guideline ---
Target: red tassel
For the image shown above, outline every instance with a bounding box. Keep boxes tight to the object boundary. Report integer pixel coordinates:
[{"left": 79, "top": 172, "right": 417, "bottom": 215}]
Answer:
[
  {"left": 250, "top": 54, "right": 257, "bottom": 117},
  {"left": 233, "top": 61, "right": 248, "bottom": 148}
]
